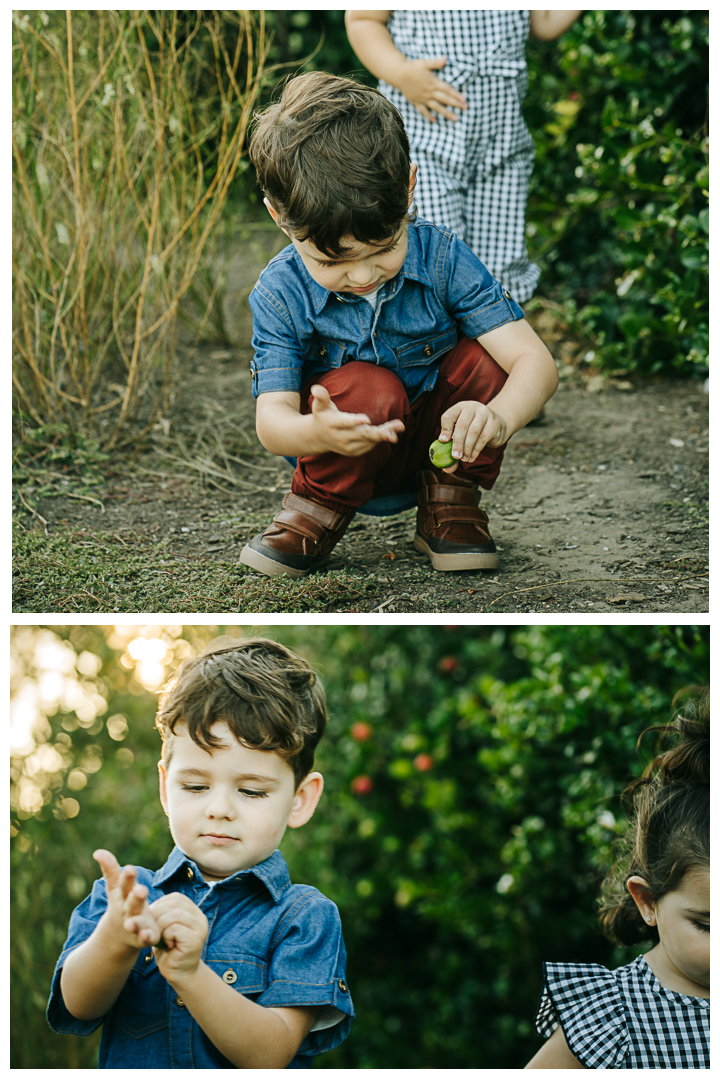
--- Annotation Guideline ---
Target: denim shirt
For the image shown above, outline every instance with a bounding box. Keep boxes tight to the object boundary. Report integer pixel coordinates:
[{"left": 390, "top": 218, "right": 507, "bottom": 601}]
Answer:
[
  {"left": 249, "top": 217, "right": 524, "bottom": 404},
  {"left": 47, "top": 847, "right": 353, "bottom": 1069}
]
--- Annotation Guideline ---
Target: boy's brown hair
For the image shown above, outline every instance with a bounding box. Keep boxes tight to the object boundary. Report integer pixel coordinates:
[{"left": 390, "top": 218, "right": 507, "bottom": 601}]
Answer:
[
  {"left": 249, "top": 70, "right": 413, "bottom": 258},
  {"left": 155, "top": 637, "right": 328, "bottom": 786}
]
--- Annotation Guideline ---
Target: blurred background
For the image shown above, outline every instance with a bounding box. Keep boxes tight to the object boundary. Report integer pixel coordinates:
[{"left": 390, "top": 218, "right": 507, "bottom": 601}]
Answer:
[{"left": 11, "top": 622, "right": 709, "bottom": 1068}]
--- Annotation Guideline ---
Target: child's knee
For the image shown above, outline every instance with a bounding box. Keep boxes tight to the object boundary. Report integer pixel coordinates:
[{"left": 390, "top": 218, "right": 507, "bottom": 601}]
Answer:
[{"left": 319, "top": 362, "right": 408, "bottom": 424}]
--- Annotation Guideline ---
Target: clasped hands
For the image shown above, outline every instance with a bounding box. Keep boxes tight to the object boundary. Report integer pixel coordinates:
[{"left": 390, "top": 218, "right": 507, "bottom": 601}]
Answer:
[
  {"left": 309, "top": 384, "right": 507, "bottom": 467},
  {"left": 94, "top": 849, "right": 207, "bottom": 985}
]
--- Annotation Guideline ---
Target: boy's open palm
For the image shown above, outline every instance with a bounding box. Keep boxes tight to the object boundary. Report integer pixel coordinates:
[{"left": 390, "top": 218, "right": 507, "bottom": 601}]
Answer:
[
  {"left": 93, "top": 848, "right": 161, "bottom": 951},
  {"left": 148, "top": 893, "right": 209, "bottom": 985},
  {"left": 310, "top": 384, "right": 404, "bottom": 456}
]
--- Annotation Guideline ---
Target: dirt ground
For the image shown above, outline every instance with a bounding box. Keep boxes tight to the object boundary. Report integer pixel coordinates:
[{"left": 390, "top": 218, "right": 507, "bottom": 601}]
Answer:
[
  {"left": 14, "top": 225, "right": 708, "bottom": 615},
  {"left": 18, "top": 354, "right": 708, "bottom": 616}
]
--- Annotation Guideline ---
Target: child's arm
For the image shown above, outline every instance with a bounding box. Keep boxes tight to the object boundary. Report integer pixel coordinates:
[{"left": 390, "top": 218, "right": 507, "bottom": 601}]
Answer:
[
  {"left": 530, "top": 11, "right": 583, "bottom": 41},
  {"left": 148, "top": 892, "right": 319, "bottom": 1068},
  {"left": 256, "top": 386, "right": 404, "bottom": 458},
  {"left": 345, "top": 10, "right": 468, "bottom": 122},
  {"left": 525, "top": 1024, "right": 585, "bottom": 1068},
  {"left": 436, "top": 320, "right": 558, "bottom": 467},
  {"left": 60, "top": 849, "right": 162, "bottom": 1021}
]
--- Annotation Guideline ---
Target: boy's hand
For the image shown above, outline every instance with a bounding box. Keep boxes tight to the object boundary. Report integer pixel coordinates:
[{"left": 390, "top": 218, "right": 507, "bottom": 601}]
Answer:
[
  {"left": 93, "top": 848, "right": 162, "bottom": 951},
  {"left": 395, "top": 57, "right": 468, "bottom": 122},
  {"left": 437, "top": 400, "right": 508, "bottom": 470},
  {"left": 310, "top": 384, "right": 404, "bottom": 456},
  {"left": 148, "top": 893, "right": 209, "bottom": 986}
]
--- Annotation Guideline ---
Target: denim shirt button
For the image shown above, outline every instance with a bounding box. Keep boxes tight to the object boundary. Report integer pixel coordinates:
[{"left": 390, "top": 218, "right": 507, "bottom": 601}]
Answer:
[
  {"left": 175, "top": 996, "right": 185, "bottom": 1008},
  {"left": 319, "top": 345, "right": 328, "bottom": 358},
  {"left": 186, "top": 867, "right": 193, "bottom": 879},
  {"left": 338, "top": 979, "right": 348, "bottom": 993},
  {"left": 144, "top": 953, "right": 152, "bottom": 963},
  {"left": 503, "top": 289, "right": 512, "bottom": 300},
  {"left": 423, "top": 344, "right": 433, "bottom": 356},
  {"left": 222, "top": 970, "right": 238, "bottom": 984}
]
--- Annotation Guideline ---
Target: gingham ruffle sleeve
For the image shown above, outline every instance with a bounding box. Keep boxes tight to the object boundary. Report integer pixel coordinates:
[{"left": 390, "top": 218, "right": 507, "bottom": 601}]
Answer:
[{"left": 535, "top": 962, "right": 630, "bottom": 1069}]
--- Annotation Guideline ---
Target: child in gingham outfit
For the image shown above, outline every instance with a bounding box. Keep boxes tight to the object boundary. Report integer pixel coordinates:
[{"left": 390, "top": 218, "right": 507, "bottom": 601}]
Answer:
[
  {"left": 536, "top": 956, "right": 710, "bottom": 1068},
  {"left": 346, "top": 10, "right": 581, "bottom": 303},
  {"left": 525, "top": 690, "right": 710, "bottom": 1069}
]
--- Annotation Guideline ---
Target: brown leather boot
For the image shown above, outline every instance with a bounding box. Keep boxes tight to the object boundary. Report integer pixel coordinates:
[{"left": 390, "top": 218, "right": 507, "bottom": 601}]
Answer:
[
  {"left": 413, "top": 469, "right": 499, "bottom": 571},
  {"left": 239, "top": 493, "right": 355, "bottom": 578}
]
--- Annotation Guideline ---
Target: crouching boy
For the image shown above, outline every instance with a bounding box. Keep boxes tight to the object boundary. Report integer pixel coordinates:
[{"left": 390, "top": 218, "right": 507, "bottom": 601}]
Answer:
[
  {"left": 47, "top": 638, "right": 353, "bottom": 1069},
  {"left": 239, "top": 71, "right": 558, "bottom": 577}
]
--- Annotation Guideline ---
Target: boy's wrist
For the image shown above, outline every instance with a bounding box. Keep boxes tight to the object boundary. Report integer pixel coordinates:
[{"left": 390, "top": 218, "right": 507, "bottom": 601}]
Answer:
[{"left": 161, "top": 956, "right": 206, "bottom": 992}]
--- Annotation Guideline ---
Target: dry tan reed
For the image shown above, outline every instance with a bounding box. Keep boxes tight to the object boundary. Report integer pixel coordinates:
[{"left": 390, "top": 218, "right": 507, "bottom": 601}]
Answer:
[{"left": 12, "top": 10, "right": 267, "bottom": 449}]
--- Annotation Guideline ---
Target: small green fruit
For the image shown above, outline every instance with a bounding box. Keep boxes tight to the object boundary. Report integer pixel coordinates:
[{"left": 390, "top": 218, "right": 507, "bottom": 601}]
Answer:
[{"left": 429, "top": 438, "right": 455, "bottom": 468}]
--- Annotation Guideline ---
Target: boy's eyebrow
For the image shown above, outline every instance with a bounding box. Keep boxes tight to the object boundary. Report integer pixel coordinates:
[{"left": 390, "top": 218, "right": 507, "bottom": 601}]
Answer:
[{"left": 175, "top": 767, "right": 280, "bottom": 784}]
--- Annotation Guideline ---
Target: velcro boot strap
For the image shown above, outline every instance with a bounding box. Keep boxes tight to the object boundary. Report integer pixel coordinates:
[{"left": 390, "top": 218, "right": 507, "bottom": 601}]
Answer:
[{"left": 419, "top": 484, "right": 480, "bottom": 508}]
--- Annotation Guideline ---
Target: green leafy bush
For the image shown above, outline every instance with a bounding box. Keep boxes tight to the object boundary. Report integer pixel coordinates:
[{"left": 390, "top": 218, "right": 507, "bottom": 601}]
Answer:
[
  {"left": 11, "top": 624, "right": 708, "bottom": 1068},
  {"left": 525, "top": 10, "right": 708, "bottom": 374}
]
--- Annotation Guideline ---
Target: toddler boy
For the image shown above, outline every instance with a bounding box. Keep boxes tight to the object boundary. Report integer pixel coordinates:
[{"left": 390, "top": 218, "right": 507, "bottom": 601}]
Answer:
[
  {"left": 240, "top": 71, "right": 558, "bottom": 577},
  {"left": 47, "top": 638, "right": 353, "bottom": 1069}
]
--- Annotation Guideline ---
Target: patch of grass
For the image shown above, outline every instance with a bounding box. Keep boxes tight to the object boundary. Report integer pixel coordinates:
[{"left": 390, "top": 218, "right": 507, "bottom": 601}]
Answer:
[
  {"left": 647, "top": 556, "right": 708, "bottom": 575},
  {"left": 12, "top": 521, "right": 385, "bottom": 613},
  {"left": 13, "top": 423, "right": 112, "bottom": 499},
  {"left": 661, "top": 499, "right": 709, "bottom": 529}
]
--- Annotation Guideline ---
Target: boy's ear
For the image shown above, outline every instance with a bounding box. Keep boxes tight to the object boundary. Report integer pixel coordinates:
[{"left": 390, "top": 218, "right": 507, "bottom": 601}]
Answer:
[
  {"left": 626, "top": 875, "right": 657, "bottom": 926},
  {"left": 157, "top": 759, "right": 170, "bottom": 818},
  {"left": 264, "top": 197, "right": 290, "bottom": 237},
  {"left": 288, "top": 771, "right": 324, "bottom": 829}
]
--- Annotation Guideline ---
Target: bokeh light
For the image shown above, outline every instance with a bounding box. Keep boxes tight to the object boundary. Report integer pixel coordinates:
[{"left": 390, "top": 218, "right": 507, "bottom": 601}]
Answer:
[{"left": 9, "top": 624, "right": 216, "bottom": 821}]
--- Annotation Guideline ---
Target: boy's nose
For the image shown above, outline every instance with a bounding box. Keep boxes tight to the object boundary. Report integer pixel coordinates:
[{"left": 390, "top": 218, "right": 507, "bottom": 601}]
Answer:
[
  {"left": 205, "top": 794, "right": 236, "bottom": 819},
  {"left": 347, "top": 263, "right": 374, "bottom": 286}
]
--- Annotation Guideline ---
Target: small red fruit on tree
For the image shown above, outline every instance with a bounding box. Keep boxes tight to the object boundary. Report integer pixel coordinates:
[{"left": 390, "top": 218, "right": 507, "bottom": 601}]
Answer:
[
  {"left": 350, "top": 722, "right": 373, "bottom": 741},
  {"left": 351, "top": 775, "right": 373, "bottom": 795},
  {"left": 440, "top": 656, "right": 458, "bottom": 672},
  {"left": 414, "top": 754, "right": 433, "bottom": 772}
]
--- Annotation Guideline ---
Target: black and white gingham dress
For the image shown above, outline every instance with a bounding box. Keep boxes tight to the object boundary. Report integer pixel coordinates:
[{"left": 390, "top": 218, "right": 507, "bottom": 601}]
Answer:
[
  {"left": 378, "top": 10, "right": 539, "bottom": 302},
  {"left": 536, "top": 955, "right": 710, "bottom": 1068}
]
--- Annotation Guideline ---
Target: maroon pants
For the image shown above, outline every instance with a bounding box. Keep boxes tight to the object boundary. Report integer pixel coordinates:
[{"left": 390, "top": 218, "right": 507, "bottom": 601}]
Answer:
[{"left": 292, "top": 336, "right": 508, "bottom": 513}]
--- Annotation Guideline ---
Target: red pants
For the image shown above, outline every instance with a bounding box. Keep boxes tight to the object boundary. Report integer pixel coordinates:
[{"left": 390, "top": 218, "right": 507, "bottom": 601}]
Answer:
[{"left": 293, "top": 336, "right": 508, "bottom": 513}]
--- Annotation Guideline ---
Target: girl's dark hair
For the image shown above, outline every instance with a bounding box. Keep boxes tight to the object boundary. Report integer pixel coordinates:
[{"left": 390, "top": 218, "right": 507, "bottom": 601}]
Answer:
[
  {"left": 249, "top": 70, "right": 414, "bottom": 258},
  {"left": 155, "top": 637, "right": 327, "bottom": 786},
  {"left": 598, "top": 686, "right": 709, "bottom": 946}
]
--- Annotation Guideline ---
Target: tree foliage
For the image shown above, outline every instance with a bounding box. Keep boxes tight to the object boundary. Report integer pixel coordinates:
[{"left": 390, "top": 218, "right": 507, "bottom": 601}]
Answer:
[
  {"left": 524, "top": 10, "right": 708, "bottom": 375},
  {"left": 11, "top": 623, "right": 709, "bottom": 1068}
]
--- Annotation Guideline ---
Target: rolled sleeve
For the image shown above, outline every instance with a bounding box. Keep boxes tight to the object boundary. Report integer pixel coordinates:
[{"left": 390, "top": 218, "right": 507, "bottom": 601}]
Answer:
[
  {"left": 256, "top": 890, "right": 354, "bottom": 1057},
  {"left": 249, "top": 281, "right": 306, "bottom": 398},
  {"left": 46, "top": 879, "right": 110, "bottom": 1036},
  {"left": 443, "top": 233, "right": 525, "bottom": 337}
]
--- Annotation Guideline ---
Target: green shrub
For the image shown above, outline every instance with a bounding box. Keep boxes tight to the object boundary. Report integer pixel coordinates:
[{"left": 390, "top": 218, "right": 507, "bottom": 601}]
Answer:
[{"left": 525, "top": 10, "right": 708, "bottom": 374}]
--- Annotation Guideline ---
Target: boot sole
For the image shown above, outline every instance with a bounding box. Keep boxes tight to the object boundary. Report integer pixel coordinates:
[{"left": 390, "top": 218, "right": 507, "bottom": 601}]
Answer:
[
  {"left": 239, "top": 544, "right": 330, "bottom": 579},
  {"left": 413, "top": 533, "right": 500, "bottom": 571}
]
